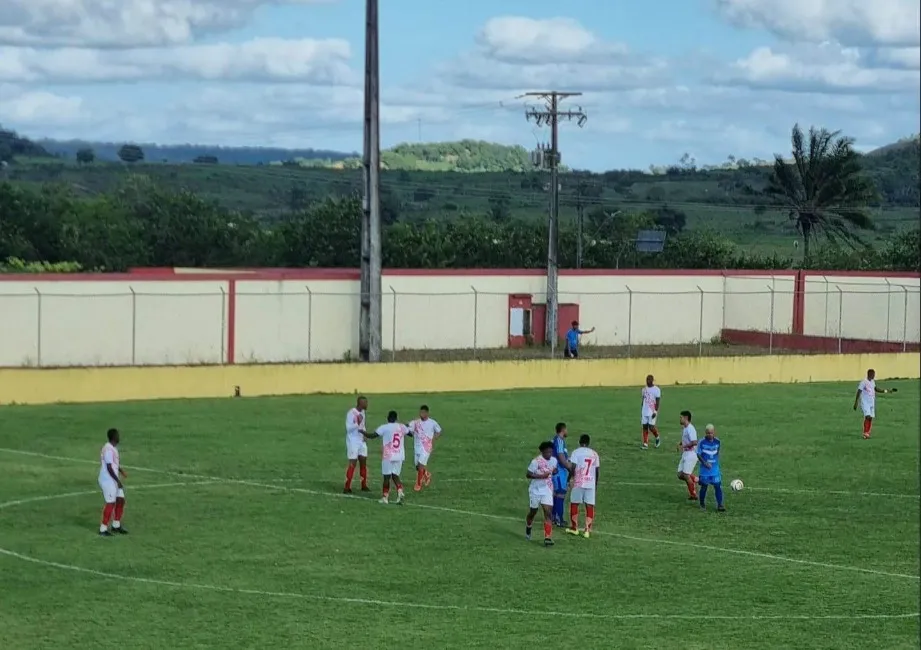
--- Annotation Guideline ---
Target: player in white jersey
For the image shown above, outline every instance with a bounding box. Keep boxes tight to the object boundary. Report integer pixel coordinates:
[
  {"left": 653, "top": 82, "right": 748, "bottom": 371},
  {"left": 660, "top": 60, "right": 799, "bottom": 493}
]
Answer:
[
  {"left": 525, "top": 441, "right": 559, "bottom": 547},
  {"left": 853, "top": 368, "right": 896, "bottom": 439},
  {"left": 343, "top": 396, "right": 370, "bottom": 493},
  {"left": 406, "top": 405, "right": 442, "bottom": 492},
  {"left": 363, "top": 410, "right": 408, "bottom": 504},
  {"left": 98, "top": 428, "right": 128, "bottom": 537},
  {"left": 565, "top": 434, "right": 600, "bottom": 539},
  {"left": 676, "top": 410, "right": 699, "bottom": 501},
  {"left": 641, "top": 374, "right": 661, "bottom": 449}
]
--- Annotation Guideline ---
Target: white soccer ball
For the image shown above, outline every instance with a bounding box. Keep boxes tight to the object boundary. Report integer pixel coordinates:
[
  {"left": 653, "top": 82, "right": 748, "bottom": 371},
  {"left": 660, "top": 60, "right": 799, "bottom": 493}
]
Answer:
[{"left": 730, "top": 479, "right": 744, "bottom": 492}]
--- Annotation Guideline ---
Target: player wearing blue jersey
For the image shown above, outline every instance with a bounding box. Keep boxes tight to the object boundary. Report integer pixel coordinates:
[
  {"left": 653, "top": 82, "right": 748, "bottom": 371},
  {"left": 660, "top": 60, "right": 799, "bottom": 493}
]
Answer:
[
  {"left": 697, "top": 424, "right": 725, "bottom": 512},
  {"left": 551, "top": 422, "right": 574, "bottom": 527}
]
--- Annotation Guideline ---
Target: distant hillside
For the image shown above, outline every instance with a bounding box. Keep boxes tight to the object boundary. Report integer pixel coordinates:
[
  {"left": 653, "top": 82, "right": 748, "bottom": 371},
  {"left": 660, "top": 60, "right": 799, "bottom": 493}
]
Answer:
[
  {"left": 0, "top": 127, "right": 50, "bottom": 163},
  {"left": 867, "top": 135, "right": 920, "bottom": 157},
  {"left": 35, "top": 138, "right": 356, "bottom": 165}
]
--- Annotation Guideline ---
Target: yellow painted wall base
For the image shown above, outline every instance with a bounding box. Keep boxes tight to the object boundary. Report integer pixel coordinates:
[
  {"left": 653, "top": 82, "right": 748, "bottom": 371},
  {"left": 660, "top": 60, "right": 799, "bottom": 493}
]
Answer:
[{"left": 0, "top": 353, "right": 917, "bottom": 406}]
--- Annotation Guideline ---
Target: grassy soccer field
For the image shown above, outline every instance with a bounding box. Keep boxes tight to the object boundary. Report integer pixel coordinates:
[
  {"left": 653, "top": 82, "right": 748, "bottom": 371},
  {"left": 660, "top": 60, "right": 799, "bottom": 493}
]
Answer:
[{"left": 0, "top": 382, "right": 918, "bottom": 649}]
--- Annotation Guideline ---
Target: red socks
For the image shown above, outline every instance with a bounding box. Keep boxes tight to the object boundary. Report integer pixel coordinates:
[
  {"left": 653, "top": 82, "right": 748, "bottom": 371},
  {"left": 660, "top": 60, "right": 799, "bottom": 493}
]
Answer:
[
  {"left": 101, "top": 503, "right": 114, "bottom": 526},
  {"left": 344, "top": 465, "right": 356, "bottom": 489},
  {"left": 543, "top": 521, "right": 552, "bottom": 539},
  {"left": 526, "top": 515, "right": 535, "bottom": 527},
  {"left": 686, "top": 477, "right": 697, "bottom": 497},
  {"left": 114, "top": 501, "right": 124, "bottom": 522},
  {"left": 416, "top": 468, "right": 425, "bottom": 487},
  {"left": 569, "top": 503, "right": 579, "bottom": 530},
  {"left": 585, "top": 505, "right": 595, "bottom": 531},
  {"left": 359, "top": 465, "right": 368, "bottom": 488},
  {"left": 642, "top": 430, "right": 649, "bottom": 445},
  {"left": 651, "top": 427, "right": 659, "bottom": 440},
  {"left": 863, "top": 419, "right": 872, "bottom": 436}
]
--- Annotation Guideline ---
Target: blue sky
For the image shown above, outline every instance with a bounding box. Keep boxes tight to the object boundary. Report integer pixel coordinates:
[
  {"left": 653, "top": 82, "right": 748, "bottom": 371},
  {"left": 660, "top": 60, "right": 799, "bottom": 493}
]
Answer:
[{"left": 0, "top": 0, "right": 918, "bottom": 170}]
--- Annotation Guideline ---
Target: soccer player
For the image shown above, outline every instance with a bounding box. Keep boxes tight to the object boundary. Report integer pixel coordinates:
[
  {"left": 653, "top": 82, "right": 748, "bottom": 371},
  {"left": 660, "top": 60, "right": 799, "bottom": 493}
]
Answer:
[
  {"left": 405, "top": 405, "right": 442, "bottom": 492},
  {"left": 676, "top": 410, "right": 698, "bottom": 501},
  {"left": 564, "top": 320, "right": 595, "bottom": 359},
  {"left": 363, "top": 410, "right": 408, "bottom": 505},
  {"left": 551, "top": 422, "right": 574, "bottom": 527},
  {"left": 98, "top": 428, "right": 128, "bottom": 537},
  {"left": 697, "top": 424, "right": 725, "bottom": 512},
  {"left": 854, "top": 368, "right": 895, "bottom": 439},
  {"left": 566, "top": 434, "right": 600, "bottom": 538},
  {"left": 526, "top": 441, "right": 558, "bottom": 546},
  {"left": 344, "top": 396, "right": 370, "bottom": 493},
  {"left": 641, "top": 374, "right": 661, "bottom": 450}
]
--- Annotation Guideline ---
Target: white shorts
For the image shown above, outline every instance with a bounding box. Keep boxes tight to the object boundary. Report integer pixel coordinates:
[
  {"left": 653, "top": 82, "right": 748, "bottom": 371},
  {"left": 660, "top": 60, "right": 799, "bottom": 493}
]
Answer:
[
  {"left": 414, "top": 450, "right": 431, "bottom": 466},
  {"left": 99, "top": 480, "right": 124, "bottom": 504},
  {"left": 570, "top": 487, "right": 596, "bottom": 505},
  {"left": 861, "top": 405, "right": 875, "bottom": 418},
  {"left": 641, "top": 413, "right": 657, "bottom": 426},
  {"left": 529, "top": 491, "right": 553, "bottom": 509},
  {"left": 382, "top": 460, "right": 403, "bottom": 476},
  {"left": 678, "top": 452, "right": 698, "bottom": 475},
  {"left": 346, "top": 437, "right": 368, "bottom": 460}
]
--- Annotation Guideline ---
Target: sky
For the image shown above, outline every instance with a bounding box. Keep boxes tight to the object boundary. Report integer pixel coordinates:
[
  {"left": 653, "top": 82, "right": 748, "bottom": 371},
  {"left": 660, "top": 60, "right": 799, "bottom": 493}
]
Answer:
[{"left": 0, "top": 0, "right": 918, "bottom": 171}]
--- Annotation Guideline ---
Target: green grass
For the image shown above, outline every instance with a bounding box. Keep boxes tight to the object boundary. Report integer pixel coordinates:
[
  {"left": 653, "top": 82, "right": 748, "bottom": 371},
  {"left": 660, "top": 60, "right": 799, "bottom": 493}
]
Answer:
[{"left": 0, "top": 382, "right": 918, "bottom": 649}]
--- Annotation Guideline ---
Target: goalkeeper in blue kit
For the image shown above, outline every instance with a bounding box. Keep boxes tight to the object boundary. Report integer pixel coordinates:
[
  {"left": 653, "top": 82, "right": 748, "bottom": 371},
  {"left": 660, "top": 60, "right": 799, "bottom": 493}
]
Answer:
[{"left": 697, "top": 424, "right": 725, "bottom": 512}]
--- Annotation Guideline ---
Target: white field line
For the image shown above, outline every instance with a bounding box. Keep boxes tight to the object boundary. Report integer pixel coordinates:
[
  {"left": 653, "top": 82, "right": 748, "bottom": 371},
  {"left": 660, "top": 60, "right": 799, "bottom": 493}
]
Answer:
[{"left": 0, "top": 447, "right": 918, "bottom": 582}]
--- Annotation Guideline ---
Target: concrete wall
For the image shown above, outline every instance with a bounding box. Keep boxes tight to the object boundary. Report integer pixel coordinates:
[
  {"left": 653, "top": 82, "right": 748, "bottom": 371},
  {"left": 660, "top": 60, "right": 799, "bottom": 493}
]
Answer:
[
  {"left": 0, "top": 269, "right": 917, "bottom": 367},
  {"left": 803, "top": 273, "right": 921, "bottom": 343}
]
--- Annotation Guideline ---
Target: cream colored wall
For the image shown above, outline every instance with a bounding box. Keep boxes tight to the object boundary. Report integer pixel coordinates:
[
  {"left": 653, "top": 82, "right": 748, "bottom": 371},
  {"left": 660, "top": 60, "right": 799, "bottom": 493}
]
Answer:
[
  {"left": 234, "top": 279, "right": 357, "bottom": 362},
  {"left": 804, "top": 275, "right": 921, "bottom": 342},
  {"left": 0, "top": 280, "right": 228, "bottom": 367},
  {"left": 557, "top": 274, "right": 725, "bottom": 345},
  {"left": 723, "top": 274, "right": 795, "bottom": 333}
]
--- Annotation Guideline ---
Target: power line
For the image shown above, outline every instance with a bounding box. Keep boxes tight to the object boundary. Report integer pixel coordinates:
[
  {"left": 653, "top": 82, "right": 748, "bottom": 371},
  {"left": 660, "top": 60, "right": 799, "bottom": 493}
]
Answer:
[{"left": 524, "top": 91, "right": 587, "bottom": 355}]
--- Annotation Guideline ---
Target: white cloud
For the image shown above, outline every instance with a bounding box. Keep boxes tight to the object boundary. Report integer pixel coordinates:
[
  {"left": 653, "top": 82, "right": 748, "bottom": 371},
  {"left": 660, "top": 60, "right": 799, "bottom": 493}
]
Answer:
[
  {"left": 0, "top": 85, "right": 86, "bottom": 126},
  {"left": 0, "top": 0, "right": 337, "bottom": 48},
  {"left": 714, "top": 0, "right": 921, "bottom": 46},
  {"left": 720, "top": 45, "right": 920, "bottom": 93},
  {"left": 869, "top": 47, "right": 921, "bottom": 70},
  {"left": 0, "top": 38, "right": 355, "bottom": 84},
  {"left": 442, "top": 17, "right": 668, "bottom": 92},
  {"left": 476, "top": 16, "right": 627, "bottom": 64}
]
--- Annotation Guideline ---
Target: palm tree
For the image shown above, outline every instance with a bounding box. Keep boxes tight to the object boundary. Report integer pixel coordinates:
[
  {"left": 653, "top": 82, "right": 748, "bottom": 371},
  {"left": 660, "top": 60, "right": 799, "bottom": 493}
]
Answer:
[{"left": 768, "top": 124, "right": 878, "bottom": 261}]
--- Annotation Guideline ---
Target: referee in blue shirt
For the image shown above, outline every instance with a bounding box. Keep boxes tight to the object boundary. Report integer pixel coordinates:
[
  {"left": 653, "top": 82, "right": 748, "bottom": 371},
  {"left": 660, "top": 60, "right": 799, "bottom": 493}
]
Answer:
[{"left": 564, "top": 321, "right": 594, "bottom": 359}]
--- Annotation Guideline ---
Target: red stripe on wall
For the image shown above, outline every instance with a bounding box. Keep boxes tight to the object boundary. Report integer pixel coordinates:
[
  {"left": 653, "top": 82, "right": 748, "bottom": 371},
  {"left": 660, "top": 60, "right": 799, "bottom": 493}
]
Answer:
[{"left": 227, "top": 279, "right": 236, "bottom": 365}]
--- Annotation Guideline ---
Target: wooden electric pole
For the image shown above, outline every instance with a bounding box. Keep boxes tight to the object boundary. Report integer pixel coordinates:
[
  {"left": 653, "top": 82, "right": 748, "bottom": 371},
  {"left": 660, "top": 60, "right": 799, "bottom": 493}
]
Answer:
[
  {"left": 525, "top": 91, "right": 586, "bottom": 355},
  {"left": 360, "top": 0, "right": 382, "bottom": 362}
]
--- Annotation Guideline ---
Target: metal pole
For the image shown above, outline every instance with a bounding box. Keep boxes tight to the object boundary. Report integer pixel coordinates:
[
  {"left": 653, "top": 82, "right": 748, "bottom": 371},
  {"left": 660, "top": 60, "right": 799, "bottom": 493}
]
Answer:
[
  {"left": 626, "top": 286, "right": 633, "bottom": 357},
  {"left": 367, "top": 0, "right": 383, "bottom": 362},
  {"left": 884, "top": 278, "right": 892, "bottom": 341},
  {"left": 823, "top": 275, "right": 830, "bottom": 337},
  {"left": 836, "top": 286, "right": 843, "bottom": 354},
  {"left": 546, "top": 92, "right": 560, "bottom": 357},
  {"left": 903, "top": 286, "right": 909, "bottom": 352},
  {"left": 720, "top": 272, "right": 727, "bottom": 333},
  {"left": 220, "top": 287, "right": 226, "bottom": 364},
  {"left": 34, "top": 288, "right": 42, "bottom": 367},
  {"left": 306, "top": 286, "right": 313, "bottom": 362},
  {"left": 130, "top": 286, "right": 137, "bottom": 365},
  {"left": 768, "top": 285, "right": 775, "bottom": 355},
  {"left": 576, "top": 203, "right": 584, "bottom": 269},
  {"left": 390, "top": 286, "right": 397, "bottom": 362},
  {"left": 698, "top": 286, "right": 704, "bottom": 356},
  {"left": 471, "top": 285, "right": 478, "bottom": 356}
]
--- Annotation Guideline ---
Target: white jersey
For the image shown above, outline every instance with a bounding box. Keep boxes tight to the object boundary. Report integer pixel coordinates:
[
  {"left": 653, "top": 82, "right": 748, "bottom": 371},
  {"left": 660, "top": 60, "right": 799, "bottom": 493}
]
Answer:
[
  {"left": 858, "top": 379, "right": 876, "bottom": 410},
  {"left": 527, "top": 456, "right": 558, "bottom": 494},
  {"left": 408, "top": 417, "right": 442, "bottom": 454},
  {"left": 99, "top": 442, "right": 120, "bottom": 484},
  {"left": 681, "top": 423, "right": 698, "bottom": 453},
  {"left": 375, "top": 422, "right": 407, "bottom": 462},
  {"left": 642, "top": 385, "right": 661, "bottom": 417},
  {"left": 570, "top": 447, "right": 600, "bottom": 489},
  {"left": 346, "top": 408, "right": 366, "bottom": 442}
]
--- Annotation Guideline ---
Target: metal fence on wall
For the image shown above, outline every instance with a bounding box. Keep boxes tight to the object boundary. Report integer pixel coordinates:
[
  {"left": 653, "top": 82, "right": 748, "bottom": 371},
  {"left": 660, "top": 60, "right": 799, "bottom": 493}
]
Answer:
[{"left": 0, "top": 284, "right": 917, "bottom": 367}]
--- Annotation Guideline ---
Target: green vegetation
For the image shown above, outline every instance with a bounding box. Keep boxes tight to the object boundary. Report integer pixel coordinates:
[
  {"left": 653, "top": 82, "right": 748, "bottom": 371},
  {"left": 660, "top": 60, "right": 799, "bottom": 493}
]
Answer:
[
  {"left": 1, "top": 125, "right": 918, "bottom": 268},
  {"left": 0, "top": 383, "right": 918, "bottom": 649}
]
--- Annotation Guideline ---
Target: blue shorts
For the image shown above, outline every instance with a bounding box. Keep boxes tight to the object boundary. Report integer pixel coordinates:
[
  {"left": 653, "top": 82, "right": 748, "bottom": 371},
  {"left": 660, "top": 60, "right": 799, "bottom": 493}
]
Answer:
[
  {"left": 552, "top": 470, "right": 569, "bottom": 493},
  {"left": 699, "top": 474, "right": 721, "bottom": 486}
]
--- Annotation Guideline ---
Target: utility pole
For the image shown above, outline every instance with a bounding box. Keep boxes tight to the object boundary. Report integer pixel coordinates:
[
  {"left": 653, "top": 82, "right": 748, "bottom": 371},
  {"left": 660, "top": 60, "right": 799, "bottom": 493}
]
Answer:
[
  {"left": 359, "top": 0, "right": 382, "bottom": 362},
  {"left": 525, "top": 91, "right": 586, "bottom": 355},
  {"left": 576, "top": 184, "right": 585, "bottom": 269}
]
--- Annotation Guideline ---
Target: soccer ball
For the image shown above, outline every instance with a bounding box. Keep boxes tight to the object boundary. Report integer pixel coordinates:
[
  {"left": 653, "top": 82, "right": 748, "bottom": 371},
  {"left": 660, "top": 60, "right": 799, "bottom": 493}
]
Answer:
[{"left": 730, "top": 479, "right": 744, "bottom": 492}]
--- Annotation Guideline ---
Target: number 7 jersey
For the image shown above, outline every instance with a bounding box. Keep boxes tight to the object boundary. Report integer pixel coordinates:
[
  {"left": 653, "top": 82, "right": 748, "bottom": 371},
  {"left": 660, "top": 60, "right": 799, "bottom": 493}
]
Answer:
[{"left": 570, "top": 446, "right": 600, "bottom": 489}]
